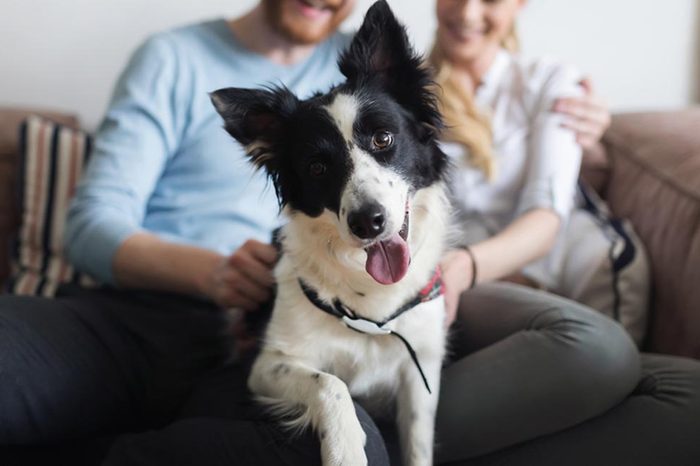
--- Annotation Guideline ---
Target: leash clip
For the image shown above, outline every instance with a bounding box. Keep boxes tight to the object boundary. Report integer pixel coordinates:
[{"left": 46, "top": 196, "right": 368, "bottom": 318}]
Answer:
[{"left": 341, "top": 316, "right": 392, "bottom": 335}]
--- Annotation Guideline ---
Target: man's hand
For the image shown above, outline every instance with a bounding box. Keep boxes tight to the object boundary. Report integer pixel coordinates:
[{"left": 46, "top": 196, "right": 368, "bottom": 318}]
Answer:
[
  {"left": 440, "top": 249, "right": 474, "bottom": 329},
  {"left": 205, "top": 239, "right": 278, "bottom": 310},
  {"left": 554, "top": 77, "right": 611, "bottom": 150}
]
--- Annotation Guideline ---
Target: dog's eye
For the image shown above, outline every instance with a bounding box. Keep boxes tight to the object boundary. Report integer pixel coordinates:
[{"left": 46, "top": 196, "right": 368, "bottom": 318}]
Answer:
[
  {"left": 372, "top": 130, "right": 394, "bottom": 150},
  {"left": 308, "top": 161, "right": 327, "bottom": 178}
]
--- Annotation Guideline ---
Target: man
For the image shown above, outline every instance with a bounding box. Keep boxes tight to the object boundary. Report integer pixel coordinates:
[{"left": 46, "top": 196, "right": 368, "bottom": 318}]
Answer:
[
  {"left": 0, "top": 1, "right": 627, "bottom": 465},
  {"left": 2, "top": 1, "right": 393, "bottom": 464}
]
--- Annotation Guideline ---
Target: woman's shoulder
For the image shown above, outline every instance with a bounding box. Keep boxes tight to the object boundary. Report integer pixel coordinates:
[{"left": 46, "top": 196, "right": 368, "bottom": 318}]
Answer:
[
  {"left": 512, "top": 54, "right": 584, "bottom": 95},
  {"left": 507, "top": 54, "right": 584, "bottom": 112}
]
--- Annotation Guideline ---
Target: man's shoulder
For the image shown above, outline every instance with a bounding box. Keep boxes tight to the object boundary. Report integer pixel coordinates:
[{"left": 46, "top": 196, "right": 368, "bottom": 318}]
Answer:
[
  {"left": 143, "top": 19, "right": 225, "bottom": 54},
  {"left": 325, "top": 30, "right": 354, "bottom": 53}
]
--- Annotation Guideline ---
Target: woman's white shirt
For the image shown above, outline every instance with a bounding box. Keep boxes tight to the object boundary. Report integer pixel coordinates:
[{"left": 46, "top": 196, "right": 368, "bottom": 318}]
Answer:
[{"left": 442, "top": 49, "right": 584, "bottom": 245}]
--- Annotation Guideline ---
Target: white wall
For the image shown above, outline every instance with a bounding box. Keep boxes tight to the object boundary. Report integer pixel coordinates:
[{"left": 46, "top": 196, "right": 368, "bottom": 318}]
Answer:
[{"left": 1, "top": 0, "right": 697, "bottom": 130}]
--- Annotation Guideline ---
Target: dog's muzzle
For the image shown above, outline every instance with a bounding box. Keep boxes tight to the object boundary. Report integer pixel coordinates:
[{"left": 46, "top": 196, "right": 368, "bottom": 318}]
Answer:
[{"left": 348, "top": 202, "right": 411, "bottom": 285}]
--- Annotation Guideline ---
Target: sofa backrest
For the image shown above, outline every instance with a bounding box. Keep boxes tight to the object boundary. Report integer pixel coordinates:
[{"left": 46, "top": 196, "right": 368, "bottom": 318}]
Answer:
[{"left": 601, "top": 109, "right": 700, "bottom": 358}]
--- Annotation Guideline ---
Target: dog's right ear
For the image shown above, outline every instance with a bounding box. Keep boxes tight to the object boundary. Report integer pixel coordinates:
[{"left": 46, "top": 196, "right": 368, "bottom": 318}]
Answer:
[{"left": 210, "top": 87, "right": 298, "bottom": 171}]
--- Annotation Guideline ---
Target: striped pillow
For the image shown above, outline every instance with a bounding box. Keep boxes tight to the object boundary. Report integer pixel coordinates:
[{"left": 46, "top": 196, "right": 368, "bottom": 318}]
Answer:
[{"left": 6, "top": 116, "right": 95, "bottom": 296}]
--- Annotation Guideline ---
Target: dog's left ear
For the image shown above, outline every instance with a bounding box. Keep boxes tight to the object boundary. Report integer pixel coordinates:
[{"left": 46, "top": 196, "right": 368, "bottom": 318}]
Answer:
[
  {"left": 339, "top": 0, "right": 441, "bottom": 139},
  {"left": 210, "top": 86, "right": 298, "bottom": 172}
]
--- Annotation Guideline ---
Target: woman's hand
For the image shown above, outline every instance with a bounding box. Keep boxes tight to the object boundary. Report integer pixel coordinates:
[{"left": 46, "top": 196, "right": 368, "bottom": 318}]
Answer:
[
  {"left": 440, "top": 249, "right": 474, "bottom": 329},
  {"left": 554, "top": 77, "right": 611, "bottom": 150},
  {"left": 205, "top": 239, "right": 278, "bottom": 310}
]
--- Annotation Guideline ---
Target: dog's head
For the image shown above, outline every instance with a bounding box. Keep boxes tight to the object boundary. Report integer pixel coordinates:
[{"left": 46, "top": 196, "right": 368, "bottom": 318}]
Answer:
[{"left": 212, "top": 0, "right": 448, "bottom": 285}]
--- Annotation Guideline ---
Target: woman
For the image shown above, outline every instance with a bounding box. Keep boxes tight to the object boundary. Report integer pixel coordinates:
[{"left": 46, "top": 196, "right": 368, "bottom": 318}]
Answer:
[{"left": 430, "top": 1, "right": 700, "bottom": 464}]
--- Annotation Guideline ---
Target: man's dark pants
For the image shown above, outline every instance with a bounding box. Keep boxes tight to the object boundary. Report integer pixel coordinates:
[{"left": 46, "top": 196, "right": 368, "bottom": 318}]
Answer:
[{"left": 0, "top": 285, "right": 389, "bottom": 465}]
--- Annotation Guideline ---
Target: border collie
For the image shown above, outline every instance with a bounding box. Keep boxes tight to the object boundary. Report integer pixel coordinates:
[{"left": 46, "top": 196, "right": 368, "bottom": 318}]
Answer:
[{"left": 211, "top": 2, "right": 450, "bottom": 465}]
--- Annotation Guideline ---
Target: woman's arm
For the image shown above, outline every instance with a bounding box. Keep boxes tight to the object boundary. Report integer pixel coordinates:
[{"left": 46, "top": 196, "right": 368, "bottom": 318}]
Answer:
[
  {"left": 443, "top": 63, "right": 584, "bottom": 325},
  {"left": 467, "top": 207, "right": 560, "bottom": 283},
  {"left": 442, "top": 208, "right": 559, "bottom": 325},
  {"left": 554, "top": 77, "right": 611, "bottom": 150}
]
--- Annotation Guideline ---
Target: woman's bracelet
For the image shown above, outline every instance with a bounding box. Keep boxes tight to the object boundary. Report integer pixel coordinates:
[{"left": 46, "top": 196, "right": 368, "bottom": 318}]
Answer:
[{"left": 462, "top": 245, "right": 478, "bottom": 289}]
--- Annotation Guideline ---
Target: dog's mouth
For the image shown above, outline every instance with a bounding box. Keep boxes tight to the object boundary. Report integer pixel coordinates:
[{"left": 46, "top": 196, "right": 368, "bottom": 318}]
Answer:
[{"left": 364, "top": 206, "right": 410, "bottom": 285}]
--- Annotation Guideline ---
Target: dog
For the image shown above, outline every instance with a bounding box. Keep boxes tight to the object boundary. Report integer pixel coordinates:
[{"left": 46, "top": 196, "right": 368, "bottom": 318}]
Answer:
[{"left": 211, "top": 2, "right": 450, "bottom": 465}]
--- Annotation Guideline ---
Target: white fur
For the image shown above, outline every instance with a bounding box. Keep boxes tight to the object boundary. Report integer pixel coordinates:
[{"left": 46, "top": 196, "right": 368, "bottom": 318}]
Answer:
[
  {"left": 248, "top": 93, "right": 450, "bottom": 466},
  {"left": 326, "top": 93, "right": 357, "bottom": 141}
]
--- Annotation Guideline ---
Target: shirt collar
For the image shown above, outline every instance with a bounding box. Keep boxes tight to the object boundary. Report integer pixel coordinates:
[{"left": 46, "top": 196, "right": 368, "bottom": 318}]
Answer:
[{"left": 475, "top": 48, "right": 511, "bottom": 103}]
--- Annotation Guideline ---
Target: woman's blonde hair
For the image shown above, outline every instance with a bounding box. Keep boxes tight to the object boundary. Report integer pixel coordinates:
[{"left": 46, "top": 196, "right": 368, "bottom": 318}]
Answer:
[{"left": 430, "top": 26, "right": 519, "bottom": 179}]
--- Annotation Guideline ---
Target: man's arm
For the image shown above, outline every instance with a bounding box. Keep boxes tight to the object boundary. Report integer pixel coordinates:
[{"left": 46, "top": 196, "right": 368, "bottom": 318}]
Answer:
[
  {"left": 64, "top": 35, "right": 184, "bottom": 285},
  {"left": 113, "top": 233, "right": 276, "bottom": 310}
]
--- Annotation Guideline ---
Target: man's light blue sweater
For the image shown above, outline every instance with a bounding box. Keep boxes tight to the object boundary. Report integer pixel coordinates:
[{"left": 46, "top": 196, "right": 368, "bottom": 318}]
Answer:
[{"left": 64, "top": 19, "right": 351, "bottom": 284}]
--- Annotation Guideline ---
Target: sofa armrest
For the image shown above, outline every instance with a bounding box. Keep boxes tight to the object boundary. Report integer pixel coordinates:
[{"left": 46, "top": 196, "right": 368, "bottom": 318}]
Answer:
[{"left": 601, "top": 109, "right": 700, "bottom": 358}]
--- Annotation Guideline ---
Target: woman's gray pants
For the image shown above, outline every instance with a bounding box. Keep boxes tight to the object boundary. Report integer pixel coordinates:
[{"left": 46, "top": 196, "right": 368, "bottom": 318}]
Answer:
[{"left": 435, "top": 282, "right": 700, "bottom": 466}]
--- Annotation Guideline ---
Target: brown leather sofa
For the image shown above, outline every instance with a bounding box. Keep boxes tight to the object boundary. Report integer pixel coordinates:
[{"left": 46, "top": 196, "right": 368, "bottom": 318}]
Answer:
[{"left": 1, "top": 106, "right": 699, "bottom": 359}]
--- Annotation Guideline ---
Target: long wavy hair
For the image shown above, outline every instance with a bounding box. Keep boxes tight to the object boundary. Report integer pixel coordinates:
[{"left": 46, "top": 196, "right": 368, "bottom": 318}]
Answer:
[{"left": 430, "top": 26, "right": 519, "bottom": 179}]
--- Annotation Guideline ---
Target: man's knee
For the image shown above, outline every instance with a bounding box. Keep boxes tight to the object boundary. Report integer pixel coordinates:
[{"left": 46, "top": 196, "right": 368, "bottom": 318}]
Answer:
[
  {"left": 354, "top": 402, "right": 391, "bottom": 466},
  {"left": 106, "top": 409, "right": 390, "bottom": 466}
]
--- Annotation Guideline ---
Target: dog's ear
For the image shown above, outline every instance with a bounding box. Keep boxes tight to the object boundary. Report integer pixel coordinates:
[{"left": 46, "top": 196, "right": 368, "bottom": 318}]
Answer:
[
  {"left": 210, "top": 87, "right": 298, "bottom": 171},
  {"left": 339, "top": 0, "right": 442, "bottom": 141},
  {"left": 339, "top": 1, "right": 411, "bottom": 82}
]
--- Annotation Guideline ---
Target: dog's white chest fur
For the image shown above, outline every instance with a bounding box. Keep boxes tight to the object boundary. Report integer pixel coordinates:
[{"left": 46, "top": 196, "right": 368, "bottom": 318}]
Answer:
[{"left": 266, "top": 272, "right": 446, "bottom": 402}]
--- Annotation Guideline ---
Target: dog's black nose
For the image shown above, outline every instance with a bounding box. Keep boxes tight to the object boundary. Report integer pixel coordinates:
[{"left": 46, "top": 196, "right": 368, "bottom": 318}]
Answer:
[{"left": 348, "top": 203, "right": 386, "bottom": 239}]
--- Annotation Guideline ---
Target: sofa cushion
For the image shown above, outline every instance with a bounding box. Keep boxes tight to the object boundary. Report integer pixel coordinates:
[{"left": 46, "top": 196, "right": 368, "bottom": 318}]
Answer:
[
  {"left": 0, "top": 108, "right": 79, "bottom": 288},
  {"left": 602, "top": 109, "right": 700, "bottom": 358},
  {"left": 5, "top": 116, "right": 93, "bottom": 296}
]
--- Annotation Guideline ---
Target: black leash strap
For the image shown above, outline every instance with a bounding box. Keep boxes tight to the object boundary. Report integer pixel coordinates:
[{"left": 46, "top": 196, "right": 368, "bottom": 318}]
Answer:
[{"left": 299, "top": 279, "right": 434, "bottom": 394}]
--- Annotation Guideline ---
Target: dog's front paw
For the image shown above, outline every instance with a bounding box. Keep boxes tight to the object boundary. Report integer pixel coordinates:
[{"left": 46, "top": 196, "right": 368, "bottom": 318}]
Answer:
[{"left": 319, "top": 420, "right": 367, "bottom": 466}]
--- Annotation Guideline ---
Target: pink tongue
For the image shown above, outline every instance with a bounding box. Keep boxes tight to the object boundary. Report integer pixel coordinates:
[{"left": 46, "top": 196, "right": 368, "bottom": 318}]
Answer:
[{"left": 365, "top": 233, "right": 410, "bottom": 285}]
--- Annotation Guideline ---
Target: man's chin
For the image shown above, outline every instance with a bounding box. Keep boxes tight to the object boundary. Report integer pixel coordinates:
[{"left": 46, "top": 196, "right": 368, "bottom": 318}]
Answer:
[
  {"left": 278, "top": 23, "right": 336, "bottom": 45},
  {"left": 264, "top": 0, "right": 352, "bottom": 46}
]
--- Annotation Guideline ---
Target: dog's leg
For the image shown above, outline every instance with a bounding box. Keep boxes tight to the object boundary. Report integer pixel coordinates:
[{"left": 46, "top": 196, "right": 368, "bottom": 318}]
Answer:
[
  {"left": 249, "top": 350, "right": 368, "bottom": 466},
  {"left": 396, "top": 357, "right": 442, "bottom": 466}
]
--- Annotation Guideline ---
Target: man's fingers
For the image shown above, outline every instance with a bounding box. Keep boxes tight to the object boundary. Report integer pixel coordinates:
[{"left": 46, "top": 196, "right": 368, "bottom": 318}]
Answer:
[
  {"left": 228, "top": 249, "right": 275, "bottom": 287},
  {"left": 229, "top": 240, "right": 278, "bottom": 266},
  {"left": 221, "top": 268, "right": 271, "bottom": 304},
  {"left": 231, "top": 276, "right": 272, "bottom": 304},
  {"left": 248, "top": 240, "right": 278, "bottom": 265},
  {"left": 241, "top": 255, "right": 276, "bottom": 287}
]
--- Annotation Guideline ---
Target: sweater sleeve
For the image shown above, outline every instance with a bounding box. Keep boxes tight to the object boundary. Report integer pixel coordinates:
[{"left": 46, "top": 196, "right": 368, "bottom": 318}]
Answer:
[
  {"left": 64, "top": 34, "right": 187, "bottom": 285},
  {"left": 515, "top": 61, "right": 584, "bottom": 220}
]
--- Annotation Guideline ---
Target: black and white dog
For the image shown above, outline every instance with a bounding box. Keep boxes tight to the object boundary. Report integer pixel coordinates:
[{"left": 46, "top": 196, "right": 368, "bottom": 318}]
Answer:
[{"left": 212, "top": 2, "right": 450, "bottom": 465}]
